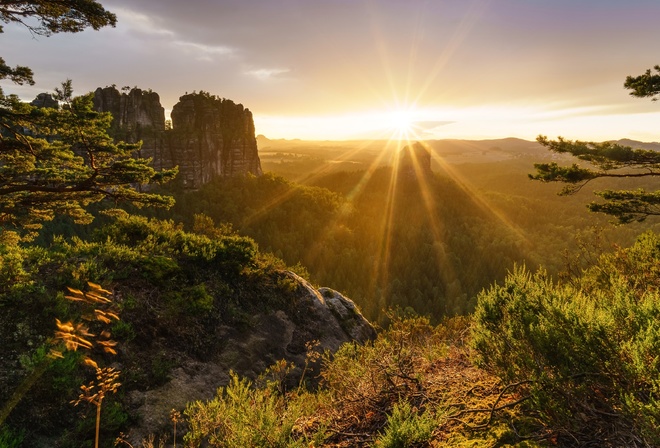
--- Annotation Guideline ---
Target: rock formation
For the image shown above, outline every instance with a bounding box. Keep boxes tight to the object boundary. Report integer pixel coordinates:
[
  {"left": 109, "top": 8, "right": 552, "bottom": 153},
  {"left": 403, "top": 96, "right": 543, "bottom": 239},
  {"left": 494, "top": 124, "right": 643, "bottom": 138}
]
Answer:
[
  {"left": 125, "top": 271, "right": 375, "bottom": 443},
  {"left": 167, "top": 92, "right": 262, "bottom": 186},
  {"left": 398, "top": 141, "right": 432, "bottom": 179},
  {"left": 30, "top": 93, "right": 59, "bottom": 109},
  {"left": 93, "top": 87, "right": 262, "bottom": 187},
  {"left": 93, "top": 86, "right": 165, "bottom": 149}
]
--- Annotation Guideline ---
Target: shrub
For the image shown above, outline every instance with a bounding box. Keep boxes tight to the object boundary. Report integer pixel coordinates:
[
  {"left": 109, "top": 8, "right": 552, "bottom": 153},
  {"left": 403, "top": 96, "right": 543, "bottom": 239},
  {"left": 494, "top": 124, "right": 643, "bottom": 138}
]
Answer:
[
  {"left": 184, "top": 372, "right": 318, "bottom": 447},
  {"left": 376, "top": 401, "right": 435, "bottom": 448},
  {"left": 472, "top": 235, "right": 660, "bottom": 445},
  {"left": 0, "top": 426, "right": 24, "bottom": 448}
]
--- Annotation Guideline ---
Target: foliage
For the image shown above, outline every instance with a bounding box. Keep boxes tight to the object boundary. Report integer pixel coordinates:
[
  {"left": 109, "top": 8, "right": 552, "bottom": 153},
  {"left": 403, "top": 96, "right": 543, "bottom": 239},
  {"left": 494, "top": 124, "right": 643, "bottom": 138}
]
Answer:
[
  {"left": 169, "top": 168, "right": 526, "bottom": 323},
  {"left": 472, "top": 232, "right": 660, "bottom": 445},
  {"left": 531, "top": 65, "right": 660, "bottom": 223},
  {"left": 0, "top": 425, "right": 23, "bottom": 448},
  {"left": 72, "top": 367, "right": 122, "bottom": 448},
  {"left": 624, "top": 64, "right": 660, "bottom": 101},
  {"left": 0, "top": 0, "right": 116, "bottom": 36},
  {"left": 0, "top": 86, "right": 177, "bottom": 237},
  {"left": 184, "top": 372, "right": 317, "bottom": 448},
  {"left": 0, "top": 0, "right": 174, "bottom": 238},
  {"left": 57, "top": 283, "right": 122, "bottom": 448},
  {"left": 0, "top": 211, "right": 305, "bottom": 445},
  {"left": 0, "top": 0, "right": 116, "bottom": 88},
  {"left": 183, "top": 316, "right": 545, "bottom": 447},
  {"left": 375, "top": 401, "right": 435, "bottom": 448}
]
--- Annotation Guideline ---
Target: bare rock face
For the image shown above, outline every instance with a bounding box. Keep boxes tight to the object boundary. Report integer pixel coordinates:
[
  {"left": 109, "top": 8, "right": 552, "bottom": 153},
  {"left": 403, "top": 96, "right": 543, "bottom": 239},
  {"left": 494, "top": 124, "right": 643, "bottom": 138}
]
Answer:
[
  {"left": 167, "top": 92, "right": 262, "bottom": 187},
  {"left": 398, "top": 141, "right": 432, "bottom": 179},
  {"left": 93, "top": 87, "right": 262, "bottom": 187},
  {"left": 93, "top": 86, "right": 165, "bottom": 147},
  {"left": 125, "top": 271, "right": 376, "bottom": 444},
  {"left": 30, "top": 93, "right": 59, "bottom": 109}
]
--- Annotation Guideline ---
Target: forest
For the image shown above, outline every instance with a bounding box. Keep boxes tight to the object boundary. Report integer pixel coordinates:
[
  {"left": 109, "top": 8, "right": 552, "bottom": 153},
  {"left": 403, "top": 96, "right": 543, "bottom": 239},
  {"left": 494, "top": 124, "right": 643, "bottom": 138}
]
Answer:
[
  {"left": 3, "top": 1, "right": 660, "bottom": 447},
  {"left": 5, "top": 132, "right": 660, "bottom": 446}
]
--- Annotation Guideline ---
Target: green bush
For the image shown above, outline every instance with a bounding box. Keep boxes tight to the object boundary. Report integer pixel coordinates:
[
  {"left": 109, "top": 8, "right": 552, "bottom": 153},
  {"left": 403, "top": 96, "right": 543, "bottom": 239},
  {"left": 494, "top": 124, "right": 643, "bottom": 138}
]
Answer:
[
  {"left": 471, "top": 232, "right": 660, "bottom": 445},
  {"left": 376, "top": 401, "right": 435, "bottom": 448},
  {"left": 111, "top": 320, "right": 136, "bottom": 342},
  {"left": 0, "top": 425, "right": 24, "bottom": 448},
  {"left": 184, "top": 372, "right": 319, "bottom": 447}
]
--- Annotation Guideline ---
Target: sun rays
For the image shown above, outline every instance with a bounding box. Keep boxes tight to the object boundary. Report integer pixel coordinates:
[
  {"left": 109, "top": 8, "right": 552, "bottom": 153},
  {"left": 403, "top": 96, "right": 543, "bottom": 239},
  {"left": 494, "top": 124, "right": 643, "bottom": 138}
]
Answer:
[{"left": 236, "top": 0, "right": 530, "bottom": 319}]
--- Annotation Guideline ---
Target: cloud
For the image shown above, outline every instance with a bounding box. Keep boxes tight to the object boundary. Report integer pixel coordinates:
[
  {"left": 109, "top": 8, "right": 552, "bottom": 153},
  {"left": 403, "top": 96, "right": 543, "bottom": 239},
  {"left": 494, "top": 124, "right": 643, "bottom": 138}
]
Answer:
[
  {"left": 244, "top": 68, "right": 290, "bottom": 80},
  {"left": 172, "top": 41, "right": 235, "bottom": 62},
  {"left": 112, "top": 6, "right": 174, "bottom": 38},
  {"left": 413, "top": 121, "right": 455, "bottom": 134}
]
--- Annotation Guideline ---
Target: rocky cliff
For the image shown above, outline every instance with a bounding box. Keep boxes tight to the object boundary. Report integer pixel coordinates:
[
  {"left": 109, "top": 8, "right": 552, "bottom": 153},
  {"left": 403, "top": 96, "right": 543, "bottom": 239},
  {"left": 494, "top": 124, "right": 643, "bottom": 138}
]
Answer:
[
  {"left": 167, "top": 92, "right": 262, "bottom": 186},
  {"left": 93, "top": 87, "right": 262, "bottom": 187},
  {"left": 93, "top": 86, "right": 165, "bottom": 151},
  {"left": 30, "top": 92, "right": 59, "bottom": 109}
]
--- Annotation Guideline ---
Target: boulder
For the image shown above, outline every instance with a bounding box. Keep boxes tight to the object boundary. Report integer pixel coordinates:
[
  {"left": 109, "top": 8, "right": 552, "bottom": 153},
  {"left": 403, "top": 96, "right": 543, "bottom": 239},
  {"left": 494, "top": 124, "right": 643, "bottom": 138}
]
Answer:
[{"left": 124, "top": 271, "right": 375, "bottom": 444}]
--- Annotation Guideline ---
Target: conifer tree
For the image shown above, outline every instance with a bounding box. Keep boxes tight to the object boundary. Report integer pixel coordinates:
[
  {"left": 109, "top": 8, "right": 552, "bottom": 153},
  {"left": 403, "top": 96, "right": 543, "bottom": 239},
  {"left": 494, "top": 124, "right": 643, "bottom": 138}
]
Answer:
[
  {"left": 531, "top": 66, "right": 660, "bottom": 223},
  {"left": 0, "top": 2, "right": 176, "bottom": 235}
]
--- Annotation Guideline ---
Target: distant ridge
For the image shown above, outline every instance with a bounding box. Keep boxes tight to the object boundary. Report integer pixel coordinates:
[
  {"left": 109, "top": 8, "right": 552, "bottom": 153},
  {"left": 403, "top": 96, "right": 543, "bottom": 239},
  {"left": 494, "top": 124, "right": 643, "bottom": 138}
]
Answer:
[{"left": 616, "top": 139, "right": 660, "bottom": 151}]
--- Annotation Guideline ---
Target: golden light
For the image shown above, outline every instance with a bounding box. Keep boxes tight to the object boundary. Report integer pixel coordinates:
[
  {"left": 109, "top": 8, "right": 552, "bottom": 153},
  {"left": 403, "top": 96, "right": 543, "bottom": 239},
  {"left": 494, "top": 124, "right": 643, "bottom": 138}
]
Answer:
[{"left": 386, "top": 110, "right": 416, "bottom": 135}]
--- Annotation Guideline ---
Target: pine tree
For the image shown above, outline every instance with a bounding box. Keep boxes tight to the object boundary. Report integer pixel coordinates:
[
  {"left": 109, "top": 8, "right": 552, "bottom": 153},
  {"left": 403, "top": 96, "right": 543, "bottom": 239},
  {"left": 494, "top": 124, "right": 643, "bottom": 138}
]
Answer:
[
  {"left": 0, "top": 2, "right": 176, "bottom": 236},
  {"left": 531, "top": 65, "right": 660, "bottom": 223}
]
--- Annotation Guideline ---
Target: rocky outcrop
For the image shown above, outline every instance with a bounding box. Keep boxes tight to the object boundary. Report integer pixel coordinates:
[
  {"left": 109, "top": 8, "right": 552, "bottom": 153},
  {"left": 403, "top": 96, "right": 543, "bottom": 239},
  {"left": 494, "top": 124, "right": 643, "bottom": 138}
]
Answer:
[
  {"left": 93, "top": 86, "right": 165, "bottom": 150},
  {"left": 399, "top": 141, "right": 432, "bottom": 179},
  {"left": 166, "top": 92, "right": 262, "bottom": 187},
  {"left": 94, "top": 87, "right": 165, "bottom": 138},
  {"left": 93, "top": 87, "right": 262, "bottom": 187},
  {"left": 125, "top": 271, "right": 375, "bottom": 443},
  {"left": 30, "top": 93, "right": 59, "bottom": 109}
]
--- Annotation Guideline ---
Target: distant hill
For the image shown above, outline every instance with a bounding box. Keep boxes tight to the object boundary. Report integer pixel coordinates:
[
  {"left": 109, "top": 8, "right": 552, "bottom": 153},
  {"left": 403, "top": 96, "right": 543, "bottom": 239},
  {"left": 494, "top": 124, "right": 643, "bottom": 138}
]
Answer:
[{"left": 616, "top": 138, "right": 660, "bottom": 151}]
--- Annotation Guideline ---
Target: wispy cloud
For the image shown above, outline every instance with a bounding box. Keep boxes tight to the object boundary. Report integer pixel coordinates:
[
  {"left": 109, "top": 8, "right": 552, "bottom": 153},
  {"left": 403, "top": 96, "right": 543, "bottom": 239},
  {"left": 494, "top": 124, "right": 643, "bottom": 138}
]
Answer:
[
  {"left": 115, "top": 6, "right": 235, "bottom": 62},
  {"left": 172, "top": 41, "right": 235, "bottom": 62},
  {"left": 113, "top": 7, "right": 175, "bottom": 38},
  {"left": 245, "top": 68, "right": 290, "bottom": 80}
]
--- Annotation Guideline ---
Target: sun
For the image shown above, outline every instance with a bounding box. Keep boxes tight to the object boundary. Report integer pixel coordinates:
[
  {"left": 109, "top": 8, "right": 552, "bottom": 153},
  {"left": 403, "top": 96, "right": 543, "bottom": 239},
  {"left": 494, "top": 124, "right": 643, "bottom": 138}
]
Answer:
[
  {"left": 387, "top": 110, "right": 415, "bottom": 134},
  {"left": 384, "top": 109, "right": 420, "bottom": 143}
]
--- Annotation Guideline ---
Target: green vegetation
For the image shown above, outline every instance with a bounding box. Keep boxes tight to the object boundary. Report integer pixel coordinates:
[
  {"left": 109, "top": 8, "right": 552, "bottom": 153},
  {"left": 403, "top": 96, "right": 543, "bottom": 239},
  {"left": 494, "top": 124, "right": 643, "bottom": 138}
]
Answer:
[
  {"left": 177, "top": 229, "right": 660, "bottom": 447},
  {"left": 167, "top": 169, "right": 531, "bottom": 323},
  {"left": 3, "top": 2, "right": 660, "bottom": 445},
  {"left": 0, "top": 212, "right": 303, "bottom": 446},
  {"left": 472, "top": 232, "right": 660, "bottom": 446},
  {"left": 1, "top": 0, "right": 176, "bottom": 239},
  {"left": 3, "top": 135, "right": 660, "bottom": 446},
  {"left": 164, "top": 160, "right": 654, "bottom": 325},
  {"left": 0, "top": 83, "right": 177, "bottom": 238},
  {"left": 183, "top": 315, "right": 549, "bottom": 447},
  {"left": 531, "top": 65, "right": 660, "bottom": 223}
]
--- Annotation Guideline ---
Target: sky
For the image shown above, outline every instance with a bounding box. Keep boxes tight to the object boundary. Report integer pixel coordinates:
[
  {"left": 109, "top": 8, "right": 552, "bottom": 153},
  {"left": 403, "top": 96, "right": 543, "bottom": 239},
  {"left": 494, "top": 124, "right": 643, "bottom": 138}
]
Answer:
[{"left": 3, "top": 0, "right": 660, "bottom": 141}]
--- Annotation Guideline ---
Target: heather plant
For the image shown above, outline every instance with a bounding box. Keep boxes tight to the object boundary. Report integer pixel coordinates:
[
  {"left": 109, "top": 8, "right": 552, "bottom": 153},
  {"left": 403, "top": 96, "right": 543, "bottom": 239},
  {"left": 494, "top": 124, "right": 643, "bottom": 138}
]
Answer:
[
  {"left": 180, "top": 314, "right": 552, "bottom": 446},
  {"left": 472, "top": 232, "right": 660, "bottom": 445},
  {"left": 184, "top": 372, "right": 320, "bottom": 448},
  {"left": 375, "top": 400, "right": 435, "bottom": 448}
]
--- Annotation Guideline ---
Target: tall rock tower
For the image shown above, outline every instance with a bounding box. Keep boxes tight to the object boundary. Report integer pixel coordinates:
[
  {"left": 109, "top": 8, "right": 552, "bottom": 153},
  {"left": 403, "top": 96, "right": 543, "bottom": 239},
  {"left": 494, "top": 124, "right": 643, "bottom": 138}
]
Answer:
[
  {"left": 93, "top": 86, "right": 165, "bottom": 156},
  {"left": 167, "top": 92, "right": 262, "bottom": 187},
  {"left": 398, "top": 142, "right": 432, "bottom": 179},
  {"left": 93, "top": 87, "right": 262, "bottom": 188}
]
